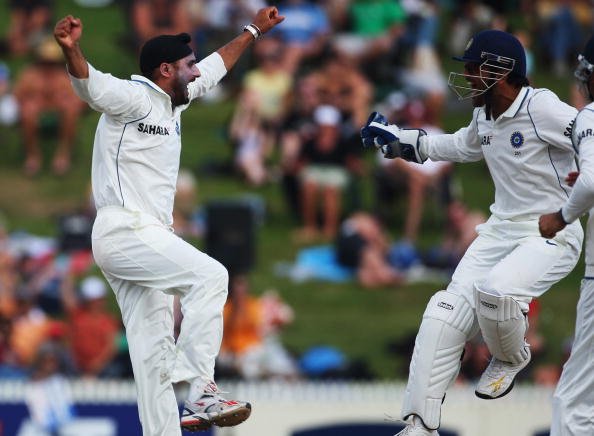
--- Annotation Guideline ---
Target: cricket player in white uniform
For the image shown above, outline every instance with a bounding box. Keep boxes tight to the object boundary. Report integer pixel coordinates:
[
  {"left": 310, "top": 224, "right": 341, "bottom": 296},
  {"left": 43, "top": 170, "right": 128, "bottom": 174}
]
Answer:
[
  {"left": 361, "top": 30, "right": 584, "bottom": 436},
  {"left": 539, "top": 35, "right": 594, "bottom": 436},
  {"left": 53, "top": 9, "right": 284, "bottom": 436}
]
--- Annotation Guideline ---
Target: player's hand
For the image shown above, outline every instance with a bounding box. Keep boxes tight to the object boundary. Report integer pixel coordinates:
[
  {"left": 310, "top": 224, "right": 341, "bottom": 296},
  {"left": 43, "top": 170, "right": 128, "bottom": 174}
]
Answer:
[
  {"left": 360, "top": 111, "right": 426, "bottom": 163},
  {"left": 54, "top": 15, "right": 83, "bottom": 50},
  {"left": 538, "top": 211, "right": 567, "bottom": 239},
  {"left": 252, "top": 6, "right": 285, "bottom": 35},
  {"left": 361, "top": 111, "right": 390, "bottom": 148},
  {"left": 565, "top": 171, "right": 579, "bottom": 187}
]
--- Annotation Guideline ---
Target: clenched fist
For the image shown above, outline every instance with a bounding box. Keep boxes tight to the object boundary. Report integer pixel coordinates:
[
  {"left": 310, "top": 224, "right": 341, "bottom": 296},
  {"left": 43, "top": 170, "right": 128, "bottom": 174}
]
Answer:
[{"left": 54, "top": 15, "right": 83, "bottom": 50}]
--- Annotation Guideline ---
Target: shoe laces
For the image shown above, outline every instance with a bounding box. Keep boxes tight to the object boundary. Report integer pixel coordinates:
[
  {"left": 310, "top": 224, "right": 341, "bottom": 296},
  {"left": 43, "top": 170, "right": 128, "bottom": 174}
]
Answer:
[
  {"left": 202, "top": 381, "right": 229, "bottom": 398},
  {"left": 385, "top": 415, "right": 428, "bottom": 435}
]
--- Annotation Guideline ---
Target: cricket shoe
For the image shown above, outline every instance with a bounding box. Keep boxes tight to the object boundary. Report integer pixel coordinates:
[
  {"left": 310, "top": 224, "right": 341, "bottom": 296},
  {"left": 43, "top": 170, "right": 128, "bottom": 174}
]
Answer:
[
  {"left": 475, "top": 347, "right": 531, "bottom": 400},
  {"left": 394, "top": 416, "right": 439, "bottom": 436},
  {"left": 180, "top": 382, "right": 252, "bottom": 432}
]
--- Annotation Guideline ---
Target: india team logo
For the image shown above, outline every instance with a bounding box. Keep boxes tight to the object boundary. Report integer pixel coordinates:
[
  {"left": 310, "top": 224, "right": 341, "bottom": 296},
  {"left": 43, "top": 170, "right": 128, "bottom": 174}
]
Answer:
[{"left": 510, "top": 131, "right": 524, "bottom": 148}]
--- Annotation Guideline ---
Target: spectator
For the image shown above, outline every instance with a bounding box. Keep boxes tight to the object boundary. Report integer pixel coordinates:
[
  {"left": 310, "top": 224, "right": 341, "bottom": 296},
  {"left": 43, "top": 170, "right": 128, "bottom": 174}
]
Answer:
[
  {"left": 197, "top": 0, "right": 267, "bottom": 88},
  {"left": 295, "top": 104, "right": 359, "bottom": 242},
  {"left": 25, "top": 342, "right": 75, "bottom": 434},
  {"left": 202, "top": 0, "right": 267, "bottom": 34},
  {"left": 10, "top": 288, "right": 51, "bottom": 367},
  {"left": 335, "top": 212, "right": 403, "bottom": 288},
  {"left": 309, "top": 49, "right": 373, "bottom": 128},
  {"left": 274, "top": 0, "right": 331, "bottom": 73},
  {"left": 0, "top": 62, "right": 19, "bottom": 127},
  {"left": 457, "top": 336, "right": 490, "bottom": 383},
  {"left": 229, "top": 38, "right": 293, "bottom": 185},
  {"left": 401, "top": 0, "right": 440, "bottom": 49},
  {"left": 535, "top": 0, "right": 586, "bottom": 76},
  {"left": 332, "top": 0, "right": 406, "bottom": 82},
  {"left": 13, "top": 37, "right": 85, "bottom": 176},
  {"left": 172, "top": 169, "right": 204, "bottom": 238},
  {"left": 442, "top": 201, "right": 486, "bottom": 263},
  {"left": 0, "top": 215, "right": 17, "bottom": 319},
  {"left": 219, "top": 275, "right": 299, "bottom": 380},
  {"left": 374, "top": 99, "right": 452, "bottom": 241},
  {"left": 447, "top": 0, "right": 501, "bottom": 56},
  {"left": 60, "top": 275, "right": 119, "bottom": 377},
  {"left": 280, "top": 75, "right": 321, "bottom": 219},
  {"left": 0, "top": 316, "right": 24, "bottom": 378},
  {"left": 399, "top": 43, "right": 447, "bottom": 126},
  {"left": 4, "top": 0, "right": 54, "bottom": 57},
  {"left": 130, "top": 0, "right": 193, "bottom": 52}
]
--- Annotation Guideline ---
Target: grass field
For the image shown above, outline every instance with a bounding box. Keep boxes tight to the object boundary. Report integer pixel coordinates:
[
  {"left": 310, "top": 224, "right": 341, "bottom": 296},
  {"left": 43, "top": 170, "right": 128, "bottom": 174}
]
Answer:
[{"left": 0, "top": 1, "right": 584, "bottom": 379}]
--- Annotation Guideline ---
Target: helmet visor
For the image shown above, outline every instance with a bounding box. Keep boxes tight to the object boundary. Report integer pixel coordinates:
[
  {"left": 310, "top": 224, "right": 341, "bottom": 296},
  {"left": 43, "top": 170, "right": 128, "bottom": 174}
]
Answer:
[{"left": 448, "top": 52, "right": 515, "bottom": 100}]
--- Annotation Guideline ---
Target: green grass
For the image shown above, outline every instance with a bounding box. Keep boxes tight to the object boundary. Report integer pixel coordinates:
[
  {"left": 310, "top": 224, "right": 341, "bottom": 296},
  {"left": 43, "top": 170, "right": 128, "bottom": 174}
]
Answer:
[{"left": 0, "top": 1, "right": 584, "bottom": 379}]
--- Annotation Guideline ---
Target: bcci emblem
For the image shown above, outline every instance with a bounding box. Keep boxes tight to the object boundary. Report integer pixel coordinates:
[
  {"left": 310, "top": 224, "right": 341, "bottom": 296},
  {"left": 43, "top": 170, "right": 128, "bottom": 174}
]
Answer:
[
  {"left": 510, "top": 131, "right": 524, "bottom": 148},
  {"left": 175, "top": 121, "right": 180, "bottom": 136}
]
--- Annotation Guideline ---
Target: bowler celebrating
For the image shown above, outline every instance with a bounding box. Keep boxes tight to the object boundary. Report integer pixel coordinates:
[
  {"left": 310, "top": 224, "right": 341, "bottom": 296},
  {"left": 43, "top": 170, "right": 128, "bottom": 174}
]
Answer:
[
  {"left": 54, "top": 9, "right": 283, "bottom": 436},
  {"left": 362, "top": 30, "right": 583, "bottom": 436}
]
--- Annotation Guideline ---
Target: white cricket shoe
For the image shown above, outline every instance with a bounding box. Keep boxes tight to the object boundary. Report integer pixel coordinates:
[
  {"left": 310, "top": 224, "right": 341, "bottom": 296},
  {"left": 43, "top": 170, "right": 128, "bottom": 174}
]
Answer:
[
  {"left": 394, "top": 416, "right": 439, "bottom": 436},
  {"left": 180, "top": 382, "right": 251, "bottom": 432},
  {"left": 475, "top": 348, "right": 531, "bottom": 399}
]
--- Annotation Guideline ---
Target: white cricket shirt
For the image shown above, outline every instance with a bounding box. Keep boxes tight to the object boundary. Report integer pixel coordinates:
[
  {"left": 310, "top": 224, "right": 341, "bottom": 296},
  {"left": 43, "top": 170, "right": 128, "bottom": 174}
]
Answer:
[
  {"left": 70, "top": 53, "right": 227, "bottom": 226},
  {"left": 419, "top": 87, "right": 578, "bottom": 221},
  {"left": 561, "top": 102, "right": 594, "bottom": 274}
]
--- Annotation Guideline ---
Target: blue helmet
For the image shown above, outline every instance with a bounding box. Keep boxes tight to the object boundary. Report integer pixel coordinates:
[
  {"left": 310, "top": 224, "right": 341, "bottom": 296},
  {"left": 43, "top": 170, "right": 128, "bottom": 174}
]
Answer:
[
  {"left": 454, "top": 30, "right": 527, "bottom": 77},
  {"left": 448, "top": 30, "right": 527, "bottom": 100}
]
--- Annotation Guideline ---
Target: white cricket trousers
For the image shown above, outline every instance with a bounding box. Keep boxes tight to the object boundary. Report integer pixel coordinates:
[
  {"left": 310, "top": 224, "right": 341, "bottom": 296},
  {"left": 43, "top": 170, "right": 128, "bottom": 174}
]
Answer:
[
  {"left": 92, "top": 206, "right": 229, "bottom": 436},
  {"left": 401, "top": 216, "right": 583, "bottom": 429},
  {"left": 551, "top": 278, "right": 594, "bottom": 436},
  {"left": 448, "top": 217, "right": 583, "bottom": 310}
]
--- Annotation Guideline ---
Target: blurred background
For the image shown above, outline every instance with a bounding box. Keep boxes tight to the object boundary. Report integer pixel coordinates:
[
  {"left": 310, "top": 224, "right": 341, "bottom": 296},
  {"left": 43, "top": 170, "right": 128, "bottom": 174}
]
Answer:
[{"left": 0, "top": 0, "right": 591, "bottom": 435}]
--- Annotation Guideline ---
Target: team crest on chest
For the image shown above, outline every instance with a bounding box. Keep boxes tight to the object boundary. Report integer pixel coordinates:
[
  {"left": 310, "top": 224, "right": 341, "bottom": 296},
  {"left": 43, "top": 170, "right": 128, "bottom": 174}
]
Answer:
[{"left": 510, "top": 131, "right": 524, "bottom": 148}]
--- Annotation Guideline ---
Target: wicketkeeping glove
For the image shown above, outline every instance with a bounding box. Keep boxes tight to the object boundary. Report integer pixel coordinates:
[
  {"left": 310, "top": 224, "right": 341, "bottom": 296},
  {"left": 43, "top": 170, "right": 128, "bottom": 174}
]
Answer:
[{"left": 360, "top": 111, "right": 427, "bottom": 163}]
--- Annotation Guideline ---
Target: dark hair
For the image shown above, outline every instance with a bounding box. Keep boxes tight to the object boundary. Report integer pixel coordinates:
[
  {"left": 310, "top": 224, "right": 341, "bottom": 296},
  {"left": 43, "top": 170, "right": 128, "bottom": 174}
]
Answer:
[{"left": 506, "top": 72, "right": 530, "bottom": 88}]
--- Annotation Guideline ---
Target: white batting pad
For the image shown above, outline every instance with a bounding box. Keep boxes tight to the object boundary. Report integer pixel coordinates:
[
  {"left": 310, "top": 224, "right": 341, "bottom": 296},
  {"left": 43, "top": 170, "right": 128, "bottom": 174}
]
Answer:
[
  {"left": 474, "top": 287, "right": 529, "bottom": 364},
  {"left": 402, "top": 290, "right": 476, "bottom": 430}
]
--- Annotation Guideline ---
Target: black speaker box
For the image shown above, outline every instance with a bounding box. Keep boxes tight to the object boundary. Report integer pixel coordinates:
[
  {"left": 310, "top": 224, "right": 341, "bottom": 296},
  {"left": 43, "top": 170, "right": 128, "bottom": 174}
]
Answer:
[{"left": 205, "top": 201, "right": 256, "bottom": 276}]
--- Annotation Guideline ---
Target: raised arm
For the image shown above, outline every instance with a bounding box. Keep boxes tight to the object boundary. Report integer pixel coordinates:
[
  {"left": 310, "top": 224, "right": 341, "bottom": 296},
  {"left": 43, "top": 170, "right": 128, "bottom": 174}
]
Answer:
[
  {"left": 54, "top": 15, "right": 150, "bottom": 120},
  {"left": 189, "top": 6, "right": 285, "bottom": 100},
  {"left": 54, "top": 15, "right": 88, "bottom": 79},
  {"left": 216, "top": 7, "right": 284, "bottom": 71}
]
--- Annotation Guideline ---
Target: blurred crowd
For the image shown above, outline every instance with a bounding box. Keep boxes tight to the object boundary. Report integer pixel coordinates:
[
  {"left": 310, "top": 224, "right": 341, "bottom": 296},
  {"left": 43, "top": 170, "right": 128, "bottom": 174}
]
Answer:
[{"left": 0, "top": 0, "right": 592, "bottom": 406}]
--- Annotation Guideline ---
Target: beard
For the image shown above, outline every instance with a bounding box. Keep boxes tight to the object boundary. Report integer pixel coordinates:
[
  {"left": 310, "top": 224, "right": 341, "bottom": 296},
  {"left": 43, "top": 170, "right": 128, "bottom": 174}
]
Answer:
[{"left": 171, "top": 76, "right": 190, "bottom": 107}]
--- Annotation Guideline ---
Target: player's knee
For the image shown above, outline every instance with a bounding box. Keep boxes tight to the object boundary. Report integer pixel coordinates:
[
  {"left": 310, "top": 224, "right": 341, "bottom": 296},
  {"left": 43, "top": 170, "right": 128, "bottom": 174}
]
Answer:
[{"left": 423, "top": 290, "right": 475, "bottom": 334}]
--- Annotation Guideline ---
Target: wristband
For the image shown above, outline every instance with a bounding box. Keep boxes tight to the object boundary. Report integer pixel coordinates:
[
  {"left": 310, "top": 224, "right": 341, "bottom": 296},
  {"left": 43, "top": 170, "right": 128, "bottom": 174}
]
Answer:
[
  {"left": 558, "top": 208, "right": 569, "bottom": 225},
  {"left": 243, "top": 24, "right": 261, "bottom": 40}
]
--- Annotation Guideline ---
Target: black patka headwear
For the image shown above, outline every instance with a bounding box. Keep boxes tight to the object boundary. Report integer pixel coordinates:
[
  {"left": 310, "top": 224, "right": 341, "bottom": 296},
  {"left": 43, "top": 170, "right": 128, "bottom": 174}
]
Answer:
[{"left": 139, "top": 33, "right": 193, "bottom": 77}]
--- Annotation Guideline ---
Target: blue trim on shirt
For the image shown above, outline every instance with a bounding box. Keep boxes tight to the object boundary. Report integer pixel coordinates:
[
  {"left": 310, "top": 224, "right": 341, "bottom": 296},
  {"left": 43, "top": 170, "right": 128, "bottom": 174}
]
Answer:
[
  {"left": 132, "top": 79, "right": 161, "bottom": 93},
  {"left": 584, "top": 276, "right": 594, "bottom": 280},
  {"left": 527, "top": 95, "right": 569, "bottom": 198},
  {"left": 116, "top": 106, "right": 152, "bottom": 207},
  {"left": 526, "top": 92, "right": 546, "bottom": 143},
  {"left": 546, "top": 145, "right": 569, "bottom": 198},
  {"left": 512, "top": 88, "right": 530, "bottom": 118}
]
